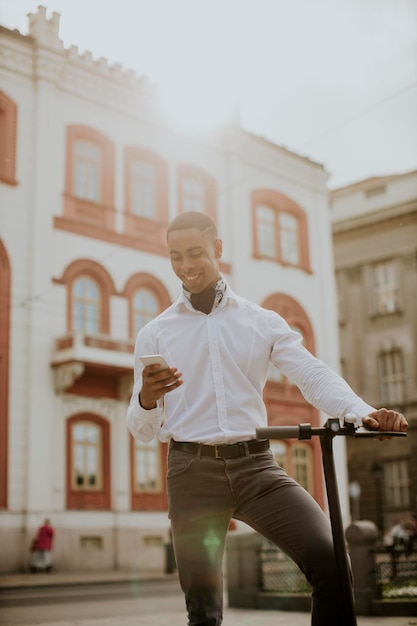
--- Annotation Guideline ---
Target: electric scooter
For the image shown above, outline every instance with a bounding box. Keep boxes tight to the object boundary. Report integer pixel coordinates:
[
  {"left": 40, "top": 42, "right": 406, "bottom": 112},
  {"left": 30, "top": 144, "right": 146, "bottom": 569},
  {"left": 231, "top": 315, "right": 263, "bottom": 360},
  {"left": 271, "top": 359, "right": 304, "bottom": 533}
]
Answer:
[{"left": 256, "top": 415, "right": 407, "bottom": 626}]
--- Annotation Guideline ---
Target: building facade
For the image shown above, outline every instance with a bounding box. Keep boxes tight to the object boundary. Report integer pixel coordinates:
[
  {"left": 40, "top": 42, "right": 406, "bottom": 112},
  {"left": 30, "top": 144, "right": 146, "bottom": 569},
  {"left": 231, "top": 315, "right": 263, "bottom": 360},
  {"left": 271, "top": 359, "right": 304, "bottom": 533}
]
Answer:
[
  {"left": 331, "top": 170, "right": 417, "bottom": 536},
  {"left": 1, "top": 7, "right": 347, "bottom": 573}
]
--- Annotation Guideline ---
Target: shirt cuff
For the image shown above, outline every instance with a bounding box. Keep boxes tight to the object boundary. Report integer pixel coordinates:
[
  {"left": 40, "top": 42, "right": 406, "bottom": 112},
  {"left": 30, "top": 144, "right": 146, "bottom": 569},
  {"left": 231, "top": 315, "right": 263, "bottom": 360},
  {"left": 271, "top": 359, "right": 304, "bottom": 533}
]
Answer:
[{"left": 345, "top": 401, "right": 377, "bottom": 426}]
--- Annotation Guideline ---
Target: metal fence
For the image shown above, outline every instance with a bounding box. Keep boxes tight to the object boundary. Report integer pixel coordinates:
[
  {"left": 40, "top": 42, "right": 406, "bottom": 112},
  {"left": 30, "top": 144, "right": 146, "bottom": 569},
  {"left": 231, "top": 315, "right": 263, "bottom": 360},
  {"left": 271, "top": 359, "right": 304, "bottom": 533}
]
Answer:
[
  {"left": 260, "top": 542, "right": 417, "bottom": 600},
  {"left": 374, "top": 551, "right": 417, "bottom": 599},
  {"left": 259, "top": 542, "right": 310, "bottom": 594}
]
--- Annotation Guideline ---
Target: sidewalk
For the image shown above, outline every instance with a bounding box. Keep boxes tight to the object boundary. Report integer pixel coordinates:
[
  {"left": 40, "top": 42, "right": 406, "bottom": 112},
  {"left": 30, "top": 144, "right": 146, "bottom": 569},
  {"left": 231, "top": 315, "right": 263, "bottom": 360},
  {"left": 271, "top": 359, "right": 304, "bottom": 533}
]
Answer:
[{"left": 0, "top": 569, "right": 416, "bottom": 626}]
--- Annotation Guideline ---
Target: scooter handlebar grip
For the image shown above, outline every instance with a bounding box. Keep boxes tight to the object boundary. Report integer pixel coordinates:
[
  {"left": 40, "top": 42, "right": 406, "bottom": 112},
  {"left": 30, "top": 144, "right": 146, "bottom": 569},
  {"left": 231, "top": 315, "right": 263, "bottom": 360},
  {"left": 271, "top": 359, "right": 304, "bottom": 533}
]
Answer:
[{"left": 256, "top": 426, "right": 301, "bottom": 440}]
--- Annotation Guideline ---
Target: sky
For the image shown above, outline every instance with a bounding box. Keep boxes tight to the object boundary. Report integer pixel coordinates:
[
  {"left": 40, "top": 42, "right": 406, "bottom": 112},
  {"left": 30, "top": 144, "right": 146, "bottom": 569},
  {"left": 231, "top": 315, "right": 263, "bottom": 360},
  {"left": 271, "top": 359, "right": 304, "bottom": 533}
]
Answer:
[{"left": 1, "top": 0, "right": 417, "bottom": 188}]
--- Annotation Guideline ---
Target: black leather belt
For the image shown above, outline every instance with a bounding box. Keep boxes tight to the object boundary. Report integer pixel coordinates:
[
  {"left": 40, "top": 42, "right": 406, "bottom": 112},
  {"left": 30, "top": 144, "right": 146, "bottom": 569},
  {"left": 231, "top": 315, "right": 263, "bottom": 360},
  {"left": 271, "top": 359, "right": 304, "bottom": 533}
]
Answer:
[{"left": 170, "top": 439, "right": 270, "bottom": 459}]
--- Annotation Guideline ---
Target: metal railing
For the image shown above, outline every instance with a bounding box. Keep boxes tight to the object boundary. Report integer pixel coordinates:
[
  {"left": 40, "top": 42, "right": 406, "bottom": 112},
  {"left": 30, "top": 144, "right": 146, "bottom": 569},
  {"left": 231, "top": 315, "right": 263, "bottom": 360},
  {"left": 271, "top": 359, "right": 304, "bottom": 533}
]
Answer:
[
  {"left": 374, "top": 550, "right": 417, "bottom": 599},
  {"left": 260, "top": 542, "right": 310, "bottom": 594}
]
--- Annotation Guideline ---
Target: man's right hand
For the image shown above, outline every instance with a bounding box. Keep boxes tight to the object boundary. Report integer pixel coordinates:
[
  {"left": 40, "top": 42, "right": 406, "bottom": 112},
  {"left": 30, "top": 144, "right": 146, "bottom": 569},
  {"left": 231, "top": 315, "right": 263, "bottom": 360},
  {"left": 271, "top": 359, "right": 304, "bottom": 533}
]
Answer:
[{"left": 139, "top": 364, "right": 183, "bottom": 409}]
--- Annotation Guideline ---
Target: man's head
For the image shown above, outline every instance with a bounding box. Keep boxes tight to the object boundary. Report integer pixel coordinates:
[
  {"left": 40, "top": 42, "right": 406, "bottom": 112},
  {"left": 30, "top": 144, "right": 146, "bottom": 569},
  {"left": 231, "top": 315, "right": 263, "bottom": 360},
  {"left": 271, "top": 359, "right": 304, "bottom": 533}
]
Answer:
[{"left": 167, "top": 212, "right": 222, "bottom": 294}]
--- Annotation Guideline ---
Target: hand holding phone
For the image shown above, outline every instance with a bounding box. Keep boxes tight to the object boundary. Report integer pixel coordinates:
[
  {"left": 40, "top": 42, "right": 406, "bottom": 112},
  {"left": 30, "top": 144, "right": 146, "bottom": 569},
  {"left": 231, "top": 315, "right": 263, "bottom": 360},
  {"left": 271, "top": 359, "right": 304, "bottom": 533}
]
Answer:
[{"left": 140, "top": 354, "right": 170, "bottom": 370}]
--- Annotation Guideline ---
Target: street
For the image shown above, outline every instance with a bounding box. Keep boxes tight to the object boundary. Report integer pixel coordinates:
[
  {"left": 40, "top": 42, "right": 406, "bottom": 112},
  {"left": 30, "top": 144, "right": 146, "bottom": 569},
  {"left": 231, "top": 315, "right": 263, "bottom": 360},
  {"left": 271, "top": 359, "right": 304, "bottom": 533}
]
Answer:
[
  {"left": 1, "top": 578, "right": 416, "bottom": 626},
  {"left": 0, "top": 579, "right": 185, "bottom": 625}
]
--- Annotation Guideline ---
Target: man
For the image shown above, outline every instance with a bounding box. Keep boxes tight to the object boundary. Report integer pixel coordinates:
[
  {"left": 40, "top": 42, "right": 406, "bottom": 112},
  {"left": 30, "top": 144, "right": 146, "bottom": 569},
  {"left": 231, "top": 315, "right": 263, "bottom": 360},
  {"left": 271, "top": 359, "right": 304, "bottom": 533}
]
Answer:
[{"left": 127, "top": 211, "right": 407, "bottom": 626}]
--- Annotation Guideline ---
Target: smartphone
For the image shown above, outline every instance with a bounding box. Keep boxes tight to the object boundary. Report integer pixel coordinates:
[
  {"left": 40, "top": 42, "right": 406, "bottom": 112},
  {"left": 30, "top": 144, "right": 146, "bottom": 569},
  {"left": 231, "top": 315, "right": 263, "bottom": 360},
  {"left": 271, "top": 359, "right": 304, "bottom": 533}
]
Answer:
[{"left": 140, "top": 354, "right": 170, "bottom": 370}]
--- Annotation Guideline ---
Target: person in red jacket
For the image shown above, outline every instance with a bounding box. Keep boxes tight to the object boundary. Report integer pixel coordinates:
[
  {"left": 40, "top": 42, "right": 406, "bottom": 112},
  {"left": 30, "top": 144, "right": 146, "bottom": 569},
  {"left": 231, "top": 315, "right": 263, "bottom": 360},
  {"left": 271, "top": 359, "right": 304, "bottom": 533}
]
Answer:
[{"left": 30, "top": 519, "right": 54, "bottom": 573}]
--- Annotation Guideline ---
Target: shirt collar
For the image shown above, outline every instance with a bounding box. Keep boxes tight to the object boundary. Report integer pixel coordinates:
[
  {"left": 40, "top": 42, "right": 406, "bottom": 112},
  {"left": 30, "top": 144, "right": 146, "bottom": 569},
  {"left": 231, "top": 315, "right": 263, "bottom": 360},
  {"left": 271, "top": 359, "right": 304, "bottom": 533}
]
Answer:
[{"left": 174, "top": 276, "right": 231, "bottom": 312}]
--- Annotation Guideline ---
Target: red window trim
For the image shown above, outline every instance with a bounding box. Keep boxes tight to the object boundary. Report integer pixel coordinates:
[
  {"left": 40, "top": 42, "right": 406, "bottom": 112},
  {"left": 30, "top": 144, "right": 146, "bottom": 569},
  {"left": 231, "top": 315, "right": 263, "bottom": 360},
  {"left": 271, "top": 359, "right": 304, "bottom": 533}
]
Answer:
[
  {"left": 54, "top": 259, "right": 116, "bottom": 334},
  {"left": 66, "top": 414, "right": 111, "bottom": 510},
  {"left": 0, "top": 91, "right": 18, "bottom": 186},
  {"left": 63, "top": 125, "right": 115, "bottom": 231},
  {"left": 252, "top": 189, "right": 311, "bottom": 272},
  {"left": 130, "top": 436, "right": 168, "bottom": 511},
  {"left": 121, "top": 272, "right": 171, "bottom": 339}
]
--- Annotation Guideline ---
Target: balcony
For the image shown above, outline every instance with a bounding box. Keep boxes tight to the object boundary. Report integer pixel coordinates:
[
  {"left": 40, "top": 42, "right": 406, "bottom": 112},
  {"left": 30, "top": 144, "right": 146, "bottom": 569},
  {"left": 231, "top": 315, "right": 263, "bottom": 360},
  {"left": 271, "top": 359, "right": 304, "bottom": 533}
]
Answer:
[{"left": 51, "top": 332, "right": 135, "bottom": 400}]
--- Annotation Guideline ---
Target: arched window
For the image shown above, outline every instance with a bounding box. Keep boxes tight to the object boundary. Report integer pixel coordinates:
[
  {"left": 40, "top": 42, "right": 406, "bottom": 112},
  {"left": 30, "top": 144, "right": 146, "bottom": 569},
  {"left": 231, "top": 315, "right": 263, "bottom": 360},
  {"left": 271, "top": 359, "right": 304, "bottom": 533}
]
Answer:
[
  {"left": 67, "top": 414, "right": 110, "bottom": 510},
  {"left": 54, "top": 259, "right": 115, "bottom": 334},
  {"left": 0, "top": 91, "right": 18, "bottom": 186},
  {"left": 178, "top": 164, "right": 217, "bottom": 221},
  {"left": 133, "top": 288, "right": 159, "bottom": 337},
  {"left": 252, "top": 189, "right": 310, "bottom": 272},
  {"left": 122, "top": 273, "right": 171, "bottom": 339},
  {"left": 72, "top": 421, "right": 102, "bottom": 490},
  {"left": 72, "top": 276, "right": 100, "bottom": 334}
]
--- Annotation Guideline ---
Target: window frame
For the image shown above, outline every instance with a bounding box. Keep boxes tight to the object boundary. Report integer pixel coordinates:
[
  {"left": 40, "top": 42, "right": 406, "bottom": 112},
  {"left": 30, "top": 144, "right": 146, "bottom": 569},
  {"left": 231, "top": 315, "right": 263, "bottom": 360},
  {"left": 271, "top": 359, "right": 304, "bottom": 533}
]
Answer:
[
  {"left": 370, "top": 259, "right": 401, "bottom": 316},
  {"left": 177, "top": 164, "right": 217, "bottom": 221},
  {"left": 55, "top": 259, "right": 115, "bottom": 335},
  {"left": 377, "top": 348, "right": 406, "bottom": 407},
  {"left": 252, "top": 189, "right": 310, "bottom": 272},
  {"left": 0, "top": 91, "right": 18, "bottom": 186},
  {"left": 384, "top": 459, "right": 410, "bottom": 509},
  {"left": 122, "top": 273, "right": 171, "bottom": 339},
  {"left": 64, "top": 125, "right": 115, "bottom": 230},
  {"left": 130, "top": 436, "right": 168, "bottom": 510},
  {"left": 66, "top": 414, "right": 110, "bottom": 510}
]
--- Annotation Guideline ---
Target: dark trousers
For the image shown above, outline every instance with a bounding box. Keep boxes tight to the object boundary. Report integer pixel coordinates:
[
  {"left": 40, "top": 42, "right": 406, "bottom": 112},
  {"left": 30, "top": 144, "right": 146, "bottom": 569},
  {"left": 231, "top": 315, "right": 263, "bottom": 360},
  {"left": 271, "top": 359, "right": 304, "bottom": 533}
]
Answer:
[{"left": 168, "top": 447, "right": 353, "bottom": 626}]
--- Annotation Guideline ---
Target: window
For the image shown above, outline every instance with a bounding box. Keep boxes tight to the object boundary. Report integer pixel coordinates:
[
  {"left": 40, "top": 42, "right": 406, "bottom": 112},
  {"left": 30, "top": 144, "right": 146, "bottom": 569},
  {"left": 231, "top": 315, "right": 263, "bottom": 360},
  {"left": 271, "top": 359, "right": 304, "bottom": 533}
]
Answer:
[
  {"left": 384, "top": 460, "right": 410, "bottom": 508},
  {"left": 67, "top": 415, "right": 110, "bottom": 510},
  {"left": 133, "top": 438, "right": 162, "bottom": 493},
  {"left": 122, "top": 273, "right": 171, "bottom": 339},
  {"left": 371, "top": 260, "right": 399, "bottom": 315},
  {"left": 252, "top": 190, "right": 310, "bottom": 272},
  {"left": 255, "top": 204, "right": 276, "bottom": 258},
  {"left": 178, "top": 165, "right": 217, "bottom": 221},
  {"left": 280, "top": 212, "right": 300, "bottom": 265},
  {"left": 0, "top": 91, "right": 18, "bottom": 186},
  {"left": 270, "top": 441, "right": 313, "bottom": 494},
  {"left": 133, "top": 288, "right": 159, "bottom": 336},
  {"left": 377, "top": 349, "right": 406, "bottom": 406},
  {"left": 55, "top": 259, "right": 115, "bottom": 334},
  {"left": 271, "top": 441, "right": 287, "bottom": 470},
  {"left": 74, "top": 141, "right": 101, "bottom": 202},
  {"left": 130, "top": 436, "right": 168, "bottom": 510},
  {"left": 72, "top": 276, "right": 100, "bottom": 334},
  {"left": 293, "top": 444, "right": 312, "bottom": 493},
  {"left": 131, "top": 161, "right": 156, "bottom": 218},
  {"left": 72, "top": 421, "right": 102, "bottom": 490},
  {"left": 183, "top": 176, "right": 206, "bottom": 213},
  {"left": 123, "top": 147, "right": 169, "bottom": 254},
  {"left": 62, "top": 125, "right": 115, "bottom": 231}
]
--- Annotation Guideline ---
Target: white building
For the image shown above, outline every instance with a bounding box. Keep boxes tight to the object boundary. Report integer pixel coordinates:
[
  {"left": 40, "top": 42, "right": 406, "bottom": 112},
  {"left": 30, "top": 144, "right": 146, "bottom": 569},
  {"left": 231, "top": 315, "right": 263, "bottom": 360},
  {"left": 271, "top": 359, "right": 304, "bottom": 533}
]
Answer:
[{"left": 0, "top": 7, "right": 347, "bottom": 573}]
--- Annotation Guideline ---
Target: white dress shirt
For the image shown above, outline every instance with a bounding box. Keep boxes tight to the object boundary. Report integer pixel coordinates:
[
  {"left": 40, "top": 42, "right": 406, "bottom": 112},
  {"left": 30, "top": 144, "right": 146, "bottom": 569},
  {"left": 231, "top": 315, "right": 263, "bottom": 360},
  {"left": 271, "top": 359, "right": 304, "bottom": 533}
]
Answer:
[{"left": 126, "top": 284, "right": 376, "bottom": 444}]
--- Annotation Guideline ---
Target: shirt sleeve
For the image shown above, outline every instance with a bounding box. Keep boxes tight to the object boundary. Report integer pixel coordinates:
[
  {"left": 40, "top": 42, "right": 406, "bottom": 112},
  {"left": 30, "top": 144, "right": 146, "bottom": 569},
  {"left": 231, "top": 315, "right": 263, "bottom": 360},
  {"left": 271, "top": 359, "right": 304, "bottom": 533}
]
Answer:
[
  {"left": 126, "top": 326, "right": 164, "bottom": 442},
  {"left": 269, "top": 314, "right": 376, "bottom": 425}
]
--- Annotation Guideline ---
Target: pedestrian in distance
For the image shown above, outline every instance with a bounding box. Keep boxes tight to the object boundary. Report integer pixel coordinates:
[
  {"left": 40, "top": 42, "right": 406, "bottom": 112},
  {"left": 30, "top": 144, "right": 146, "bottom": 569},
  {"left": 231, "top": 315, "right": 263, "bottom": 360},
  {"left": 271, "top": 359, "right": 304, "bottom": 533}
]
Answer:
[
  {"left": 30, "top": 518, "right": 54, "bottom": 573},
  {"left": 127, "top": 211, "right": 407, "bottom": 626}
]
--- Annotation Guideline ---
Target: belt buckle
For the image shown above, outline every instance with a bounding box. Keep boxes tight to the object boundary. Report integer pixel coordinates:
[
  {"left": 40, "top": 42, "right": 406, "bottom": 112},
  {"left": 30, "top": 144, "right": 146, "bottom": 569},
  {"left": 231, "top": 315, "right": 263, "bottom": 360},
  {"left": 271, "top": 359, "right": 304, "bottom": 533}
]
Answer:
[{"left": 214, "top": 445, "right": 222, "bottom": 459}]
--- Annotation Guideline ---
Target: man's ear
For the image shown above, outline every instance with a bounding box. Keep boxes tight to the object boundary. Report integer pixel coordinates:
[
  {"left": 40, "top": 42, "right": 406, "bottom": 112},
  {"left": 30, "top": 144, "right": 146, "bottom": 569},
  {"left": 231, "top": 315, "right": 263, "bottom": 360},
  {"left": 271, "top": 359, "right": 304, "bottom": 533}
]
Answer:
[{"left": 215, "top": 239, "right": 222, "bottom": 258}]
